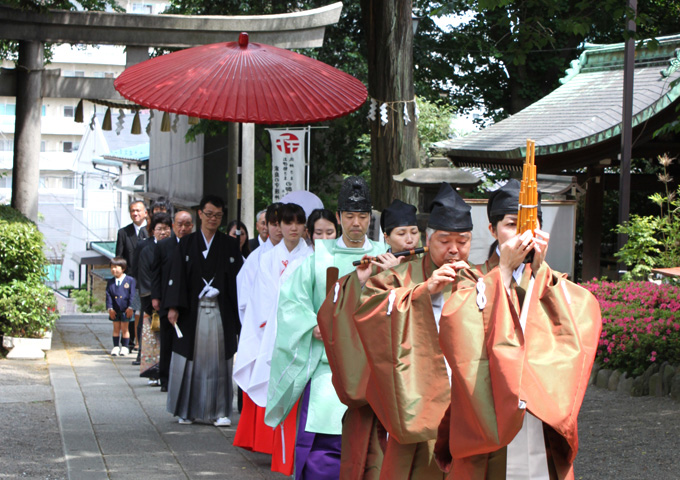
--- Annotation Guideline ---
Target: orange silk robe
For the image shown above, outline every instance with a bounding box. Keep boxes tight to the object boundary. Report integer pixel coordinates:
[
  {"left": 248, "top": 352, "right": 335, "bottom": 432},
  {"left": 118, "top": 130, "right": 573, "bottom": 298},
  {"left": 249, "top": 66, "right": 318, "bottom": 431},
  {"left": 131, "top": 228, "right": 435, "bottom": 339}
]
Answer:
[
  {"left": 436, "top": 262, "right": 602, "bottom": 479},
  {"left": 317, "top": 272, "right": 383, "bottom": 480},
  {"left": 354, "top": 254, "right": 453, "bottom": 480}
]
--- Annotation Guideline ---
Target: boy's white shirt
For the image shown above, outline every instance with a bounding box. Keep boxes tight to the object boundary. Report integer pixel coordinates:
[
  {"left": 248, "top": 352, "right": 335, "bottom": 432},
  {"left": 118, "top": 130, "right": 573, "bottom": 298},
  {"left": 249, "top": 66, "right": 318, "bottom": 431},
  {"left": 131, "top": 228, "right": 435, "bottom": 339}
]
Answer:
[{"left": 233, "top": 238, "right": 312, "bottom": 406}]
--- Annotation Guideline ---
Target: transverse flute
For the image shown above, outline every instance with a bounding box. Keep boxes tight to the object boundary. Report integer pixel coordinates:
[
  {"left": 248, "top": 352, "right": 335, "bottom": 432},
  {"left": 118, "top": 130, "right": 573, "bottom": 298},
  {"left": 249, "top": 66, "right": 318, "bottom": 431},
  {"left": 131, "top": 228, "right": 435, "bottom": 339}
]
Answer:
[{"left": 352, "top": 247, "right": 429, "bottom": 266}]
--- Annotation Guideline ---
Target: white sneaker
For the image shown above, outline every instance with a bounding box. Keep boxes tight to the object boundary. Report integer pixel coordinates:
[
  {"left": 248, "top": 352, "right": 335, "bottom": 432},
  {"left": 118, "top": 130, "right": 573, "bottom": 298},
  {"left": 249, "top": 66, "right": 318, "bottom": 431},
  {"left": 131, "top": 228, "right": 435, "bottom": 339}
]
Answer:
[
  {"left": 178, "top": 418, "right": 193, "bottom": 425},
  {"left": 214, "top": 417, "right": 231, "bottom": 427},
  {"left": 110, "top": 346, "right": 120, "bottom": 356},
  {"left": 119, "top": 346, "right": 129, "bottom": 356}
]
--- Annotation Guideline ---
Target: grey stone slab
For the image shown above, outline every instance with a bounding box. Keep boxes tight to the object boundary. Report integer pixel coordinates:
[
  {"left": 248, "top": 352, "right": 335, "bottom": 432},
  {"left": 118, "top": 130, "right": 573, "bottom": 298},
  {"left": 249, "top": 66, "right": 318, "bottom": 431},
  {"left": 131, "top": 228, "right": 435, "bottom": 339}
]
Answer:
[
  {"left": 102, "top": 452, "right": 187, "bottom": 480},
  {"left": 94, "top": 424, "right": 169, "bottom": 456},
  {"left": 0, "top": 384, "right": 53, "bottom": 403},
  {"left": 48, "top": 328, "right": 108, "bottom": 479}
]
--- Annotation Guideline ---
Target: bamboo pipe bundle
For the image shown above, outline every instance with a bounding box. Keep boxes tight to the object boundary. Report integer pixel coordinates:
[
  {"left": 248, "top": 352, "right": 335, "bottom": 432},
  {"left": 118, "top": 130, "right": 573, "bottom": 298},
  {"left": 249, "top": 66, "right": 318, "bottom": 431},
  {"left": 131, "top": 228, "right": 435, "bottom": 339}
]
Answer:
[{"left": 517, "top": 139, "right": 538, "bottom": 235}]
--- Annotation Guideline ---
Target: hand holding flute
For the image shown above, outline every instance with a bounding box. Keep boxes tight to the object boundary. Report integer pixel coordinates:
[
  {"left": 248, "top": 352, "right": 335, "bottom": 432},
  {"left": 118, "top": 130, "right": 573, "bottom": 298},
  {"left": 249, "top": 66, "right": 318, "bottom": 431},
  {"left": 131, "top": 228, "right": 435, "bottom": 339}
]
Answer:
[{"left": 352, "top": 247, "right": 429, "bottom": 267}]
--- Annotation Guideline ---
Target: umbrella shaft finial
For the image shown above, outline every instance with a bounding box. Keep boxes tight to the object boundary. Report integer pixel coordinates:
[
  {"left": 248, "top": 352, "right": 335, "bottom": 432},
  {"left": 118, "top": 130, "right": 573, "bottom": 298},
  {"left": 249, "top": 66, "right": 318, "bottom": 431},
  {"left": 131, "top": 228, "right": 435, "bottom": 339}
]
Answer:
[{"left": 239, "top": 32, "right": 249, "bottom": 48}]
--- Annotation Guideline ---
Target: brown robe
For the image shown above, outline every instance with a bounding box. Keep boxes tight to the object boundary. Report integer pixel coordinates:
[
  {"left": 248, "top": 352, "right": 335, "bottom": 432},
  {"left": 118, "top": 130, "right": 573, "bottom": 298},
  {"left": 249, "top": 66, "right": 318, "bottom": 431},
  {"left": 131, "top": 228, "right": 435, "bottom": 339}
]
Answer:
[
  {"left": 353, "top": 254, "right": 455, "bottom": 480},
  {"left": 317, "top": 272, "right": 383, "bottom": 480}
]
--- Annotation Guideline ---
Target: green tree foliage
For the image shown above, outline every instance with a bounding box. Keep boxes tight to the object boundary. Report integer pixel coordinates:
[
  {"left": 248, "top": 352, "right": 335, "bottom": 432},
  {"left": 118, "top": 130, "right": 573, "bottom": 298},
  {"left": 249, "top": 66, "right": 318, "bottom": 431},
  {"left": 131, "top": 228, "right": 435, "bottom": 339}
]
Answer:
[{"left": 431, "top": 0, "right": 680, "bottom": 120}]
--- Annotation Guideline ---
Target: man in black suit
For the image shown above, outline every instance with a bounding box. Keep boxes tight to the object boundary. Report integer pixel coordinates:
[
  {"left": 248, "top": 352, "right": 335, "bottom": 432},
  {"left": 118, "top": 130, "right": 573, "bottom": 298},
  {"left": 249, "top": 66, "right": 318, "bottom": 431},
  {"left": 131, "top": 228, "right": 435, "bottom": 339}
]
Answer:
[
  {"left": 247, "top": 209, "right": 268, "bottom": 253},
  {"left": 115, "top": 200, "right": 148, "bottom": 349},
  {"left": 151, "top": 210, "right": 194, "bottom": 391}
]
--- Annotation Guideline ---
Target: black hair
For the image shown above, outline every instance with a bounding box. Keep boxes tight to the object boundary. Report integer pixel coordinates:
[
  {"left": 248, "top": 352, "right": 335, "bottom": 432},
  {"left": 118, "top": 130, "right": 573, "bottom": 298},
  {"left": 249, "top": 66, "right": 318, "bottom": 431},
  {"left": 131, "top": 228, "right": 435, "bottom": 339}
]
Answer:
[
  {"left": 151, "top": 196, "right": 173, "bottom": 216},
  {"left": 149, "top": 212, "right": 173, "bottom": 234},
  {"left": 280, "top": 203, "right": 306, "bottom": 225},
  {"left": 110, "top": 256, "right": 128, "bottom": 271},
  {"left": 226, "top": 219, "right": 250, "bottom": 257},
  {"left": 265, "top": 202, "right": 284, "bottom": 225},
  {"left": 307, "top": 208, "right": 339, "bottom": 240},
  {"left": 199, "top": 195, "right": 224, "bottom": 211}
]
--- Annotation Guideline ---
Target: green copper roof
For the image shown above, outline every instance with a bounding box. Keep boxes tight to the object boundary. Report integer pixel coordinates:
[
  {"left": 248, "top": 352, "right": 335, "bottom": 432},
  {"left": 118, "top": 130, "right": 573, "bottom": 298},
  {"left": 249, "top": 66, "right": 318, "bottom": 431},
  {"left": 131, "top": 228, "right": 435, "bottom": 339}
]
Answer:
[{"left": 438, "top": 34, "right": 680, "bottom": 170}]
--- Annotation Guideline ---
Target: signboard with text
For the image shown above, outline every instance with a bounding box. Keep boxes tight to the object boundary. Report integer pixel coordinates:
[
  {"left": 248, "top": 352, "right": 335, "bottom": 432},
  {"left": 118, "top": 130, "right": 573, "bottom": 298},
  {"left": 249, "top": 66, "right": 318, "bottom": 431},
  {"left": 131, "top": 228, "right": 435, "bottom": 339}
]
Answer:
[{"left": 268, "top": 128, "right": 308, "bottom": 202}]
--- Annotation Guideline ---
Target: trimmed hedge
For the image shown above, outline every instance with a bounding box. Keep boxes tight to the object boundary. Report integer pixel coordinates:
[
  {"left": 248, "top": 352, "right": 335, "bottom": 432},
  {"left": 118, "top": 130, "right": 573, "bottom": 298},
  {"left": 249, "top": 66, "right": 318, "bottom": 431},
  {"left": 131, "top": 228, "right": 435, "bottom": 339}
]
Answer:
[
  {"left": 0, "top": 206, "right": 57, "bottom": 338},
  {"left": 0, "top": 205, "right": 49, "bottom": 284},
  {"left": 0, "top": 280, "right": 58, "bottom": 338}
]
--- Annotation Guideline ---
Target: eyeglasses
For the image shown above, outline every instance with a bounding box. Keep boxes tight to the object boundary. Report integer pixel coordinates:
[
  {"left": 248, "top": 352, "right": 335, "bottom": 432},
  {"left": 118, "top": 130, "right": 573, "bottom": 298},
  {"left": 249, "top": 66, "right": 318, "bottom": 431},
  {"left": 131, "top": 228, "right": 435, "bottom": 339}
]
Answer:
[
  {"left": 154, "top": 226, "right": 172, "bottom": 233},
  {"left": 201, "top": 211, "right": 223, "bottom": 219}
]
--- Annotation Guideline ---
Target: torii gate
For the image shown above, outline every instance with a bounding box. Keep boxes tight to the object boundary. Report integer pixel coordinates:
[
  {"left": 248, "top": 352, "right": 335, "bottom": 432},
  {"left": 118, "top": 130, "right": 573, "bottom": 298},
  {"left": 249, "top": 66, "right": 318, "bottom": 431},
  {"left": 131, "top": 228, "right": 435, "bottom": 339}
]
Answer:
[{"left": 0, "top": 3, "right": 343, "bottom": 224}]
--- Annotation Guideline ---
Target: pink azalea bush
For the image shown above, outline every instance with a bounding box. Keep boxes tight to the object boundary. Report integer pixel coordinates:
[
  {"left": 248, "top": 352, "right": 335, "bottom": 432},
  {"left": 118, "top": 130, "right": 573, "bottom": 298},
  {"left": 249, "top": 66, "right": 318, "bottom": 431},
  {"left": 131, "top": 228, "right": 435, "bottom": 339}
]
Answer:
[{"left": 582, "top": 280, "right": 680, "bottom": 376}]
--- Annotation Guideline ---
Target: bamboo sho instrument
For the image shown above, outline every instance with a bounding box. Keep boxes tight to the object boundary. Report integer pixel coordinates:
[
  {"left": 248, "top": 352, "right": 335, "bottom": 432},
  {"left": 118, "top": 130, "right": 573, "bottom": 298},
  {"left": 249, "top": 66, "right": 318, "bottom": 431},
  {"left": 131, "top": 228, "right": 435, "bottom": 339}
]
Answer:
[
  {"left": 352, "top": 247, "right": 429, "bottom": 266},
  {"left": 518, "top": 139, "right": 539, "bottom": 235}
]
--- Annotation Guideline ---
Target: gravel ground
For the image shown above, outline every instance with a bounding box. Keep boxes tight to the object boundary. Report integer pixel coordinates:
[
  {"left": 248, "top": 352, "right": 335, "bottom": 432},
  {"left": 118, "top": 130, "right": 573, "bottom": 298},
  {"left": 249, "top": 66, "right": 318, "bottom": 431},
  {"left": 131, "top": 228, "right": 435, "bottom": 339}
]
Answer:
[
  {"left": 0, "top": 360, "right": 67, "bottom": 480},
  {"left": 574, "top": 386, "right": 680, "bottom": 479}
]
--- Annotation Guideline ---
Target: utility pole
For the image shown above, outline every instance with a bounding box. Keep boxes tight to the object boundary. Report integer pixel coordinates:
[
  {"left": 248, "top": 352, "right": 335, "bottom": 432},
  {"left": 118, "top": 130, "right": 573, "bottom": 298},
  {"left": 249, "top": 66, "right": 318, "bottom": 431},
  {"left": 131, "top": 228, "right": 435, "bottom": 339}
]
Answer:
[{"left": 617, "top": 0, "right": 637, "bottom": 277}]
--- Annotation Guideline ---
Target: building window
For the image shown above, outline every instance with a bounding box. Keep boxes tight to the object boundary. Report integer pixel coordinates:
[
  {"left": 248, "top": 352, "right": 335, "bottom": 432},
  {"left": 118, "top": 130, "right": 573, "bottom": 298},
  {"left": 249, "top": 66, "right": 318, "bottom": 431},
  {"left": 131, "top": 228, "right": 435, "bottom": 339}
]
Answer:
[
  {"left": 42, "top": 105, "right": 46, "bottom": 116},
  {"left": 132, "top": 3, "right": 153, "bottom": 14},
  {"left": 63, "top": 142, "right": 73, "bottom": 153},
  {"left": 41, "top": 141, "right": 46, "bottom": 152},
  {"left": 0, "top": 174, "right": 11, "bottom": 188},
  {"left": 0, "top": 104, "right": 16, "bottom": 116},
  {"left": 0, "top": 139, "right": 13, "bottom": 151},
  {"left": 64, "top": 106, "right": 75, "bottom": 118},
  {"left": 62, "top": 176, "right": 76, "bottom": 190}
]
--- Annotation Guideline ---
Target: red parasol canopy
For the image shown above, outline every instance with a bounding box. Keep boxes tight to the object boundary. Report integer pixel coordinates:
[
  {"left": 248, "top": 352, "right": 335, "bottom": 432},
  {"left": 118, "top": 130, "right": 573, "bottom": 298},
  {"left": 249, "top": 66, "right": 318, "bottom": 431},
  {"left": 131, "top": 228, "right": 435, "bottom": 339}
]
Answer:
[{"left": 114, "top": 33, "right": 367, "bottom": 125}]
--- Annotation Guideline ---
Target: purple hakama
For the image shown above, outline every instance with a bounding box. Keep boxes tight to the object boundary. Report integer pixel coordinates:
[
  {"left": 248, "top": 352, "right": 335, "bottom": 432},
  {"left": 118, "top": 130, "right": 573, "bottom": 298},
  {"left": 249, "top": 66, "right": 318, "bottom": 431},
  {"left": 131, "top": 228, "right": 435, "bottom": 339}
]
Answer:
[{"left": 295, "top": 382, "right": 342, "bottom": 480}]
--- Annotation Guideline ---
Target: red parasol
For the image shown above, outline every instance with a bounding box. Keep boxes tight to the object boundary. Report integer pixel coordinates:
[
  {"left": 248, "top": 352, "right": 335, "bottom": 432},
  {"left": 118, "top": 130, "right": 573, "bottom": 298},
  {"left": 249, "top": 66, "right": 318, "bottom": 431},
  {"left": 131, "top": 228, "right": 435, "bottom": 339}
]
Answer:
[
  {"left": 114, "top": 32, "right": 366, "bottom": 230},
  {"left": 114, "top": 33, "right": 367, "bottom": 124}
]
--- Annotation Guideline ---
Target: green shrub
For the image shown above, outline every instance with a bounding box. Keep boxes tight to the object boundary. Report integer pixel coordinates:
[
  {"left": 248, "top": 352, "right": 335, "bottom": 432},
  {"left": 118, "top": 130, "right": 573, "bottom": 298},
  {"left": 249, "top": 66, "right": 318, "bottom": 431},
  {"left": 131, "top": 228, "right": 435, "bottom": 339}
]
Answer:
[
  {"left": 71, "top": 288, "right": 107, "bottom": 313},
  {"left": 0, "top": 206, "right": 58, "bottom": 338},
  {"left": 0, "top": 280, "right": 58, "bottom": 338},
  {"left": 0, "top": 205, "right": 48, "bottom": 284},
  {"left": 614, "top": 154, "right": 680, "bottom": 280}
]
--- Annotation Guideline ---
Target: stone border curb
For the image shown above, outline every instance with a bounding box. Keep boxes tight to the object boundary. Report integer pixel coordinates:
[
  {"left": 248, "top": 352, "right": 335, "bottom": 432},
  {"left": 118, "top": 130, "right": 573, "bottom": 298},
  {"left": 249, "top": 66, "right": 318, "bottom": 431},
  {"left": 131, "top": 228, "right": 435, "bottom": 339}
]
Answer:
[{"left": 590, "top": 361, "right": 680, "bottom": 400}]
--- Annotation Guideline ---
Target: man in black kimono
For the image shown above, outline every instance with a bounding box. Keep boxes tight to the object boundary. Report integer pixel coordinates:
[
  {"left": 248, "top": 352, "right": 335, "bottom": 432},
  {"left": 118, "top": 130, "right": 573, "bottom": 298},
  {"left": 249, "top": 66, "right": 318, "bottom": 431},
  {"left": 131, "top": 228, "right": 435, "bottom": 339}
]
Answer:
[
  {"left": 165, "top": 195, "right": 243, "bottom": 427},
  {"left": 152, "top": 210, "right": 194, "bottom": 392}
]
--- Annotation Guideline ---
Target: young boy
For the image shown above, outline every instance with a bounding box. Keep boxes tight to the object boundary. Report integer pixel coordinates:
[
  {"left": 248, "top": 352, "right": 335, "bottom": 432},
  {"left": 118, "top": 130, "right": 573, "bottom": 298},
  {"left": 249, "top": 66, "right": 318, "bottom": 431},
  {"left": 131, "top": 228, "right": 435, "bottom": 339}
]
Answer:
[{"left": 106, "top": 257, "right": 137, "bottom": 356}]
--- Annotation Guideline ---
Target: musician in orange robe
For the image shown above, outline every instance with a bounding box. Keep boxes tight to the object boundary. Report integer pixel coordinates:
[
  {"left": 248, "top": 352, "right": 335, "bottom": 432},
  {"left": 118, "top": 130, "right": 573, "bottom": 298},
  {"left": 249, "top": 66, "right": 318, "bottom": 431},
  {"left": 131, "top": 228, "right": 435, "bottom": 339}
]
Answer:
[
  {"left": 434, "top": 179, "right": 602, "bottom": 479},
  {"left": 351, "top": 183, "right": 474, "bottom": 479}
]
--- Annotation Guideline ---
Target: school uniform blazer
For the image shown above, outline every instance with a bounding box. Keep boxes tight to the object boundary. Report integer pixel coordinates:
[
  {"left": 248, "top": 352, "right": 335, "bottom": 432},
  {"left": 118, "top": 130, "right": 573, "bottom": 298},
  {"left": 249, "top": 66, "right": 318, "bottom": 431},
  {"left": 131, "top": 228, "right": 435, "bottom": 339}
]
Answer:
[{"left": 106, "top": 276, "right": 137, "bottom": 313}]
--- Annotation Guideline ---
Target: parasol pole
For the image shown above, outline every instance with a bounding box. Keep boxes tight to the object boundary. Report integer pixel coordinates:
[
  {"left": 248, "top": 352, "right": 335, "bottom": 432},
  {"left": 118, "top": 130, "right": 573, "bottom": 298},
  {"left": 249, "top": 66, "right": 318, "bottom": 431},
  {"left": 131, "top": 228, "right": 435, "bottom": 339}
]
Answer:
[{"left": 236, "top": 122, "right": 242, "bottom": 239}]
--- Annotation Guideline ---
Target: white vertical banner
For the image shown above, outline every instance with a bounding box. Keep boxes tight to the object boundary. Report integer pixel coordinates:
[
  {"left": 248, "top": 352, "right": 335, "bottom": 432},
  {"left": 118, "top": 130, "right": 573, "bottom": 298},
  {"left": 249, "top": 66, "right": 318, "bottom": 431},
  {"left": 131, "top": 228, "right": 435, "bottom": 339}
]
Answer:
[{"left": 267, "top": 128, "right": 308, "bottom": 202}]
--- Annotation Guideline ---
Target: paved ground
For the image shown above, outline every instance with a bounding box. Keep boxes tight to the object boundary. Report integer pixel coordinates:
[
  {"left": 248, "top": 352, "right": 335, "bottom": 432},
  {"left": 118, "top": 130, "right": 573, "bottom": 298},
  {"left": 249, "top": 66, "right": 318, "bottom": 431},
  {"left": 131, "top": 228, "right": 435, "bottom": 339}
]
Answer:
[{"left": 1, "top": 313, "right": 679, "bottom": 479}]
